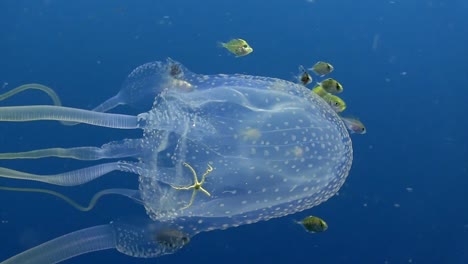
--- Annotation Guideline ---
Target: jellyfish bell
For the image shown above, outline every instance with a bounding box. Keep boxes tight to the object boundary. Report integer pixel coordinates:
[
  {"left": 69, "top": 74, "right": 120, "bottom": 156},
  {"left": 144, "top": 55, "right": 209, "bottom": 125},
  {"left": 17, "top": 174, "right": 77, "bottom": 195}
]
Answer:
[{"left": 0, "top": 58, "right": 352, "bottom": 263}]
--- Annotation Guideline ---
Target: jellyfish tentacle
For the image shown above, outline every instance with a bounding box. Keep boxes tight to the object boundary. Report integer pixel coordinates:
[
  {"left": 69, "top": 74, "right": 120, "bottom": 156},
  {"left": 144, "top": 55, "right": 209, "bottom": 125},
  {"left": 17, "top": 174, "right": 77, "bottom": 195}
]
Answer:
[
  {"left": 0, "top": 161, "right": 135, "bottom": 186},
  {"left": 64, "top": 94, "right": 125, "bottom": 126},
  {"left": 91, "top": 94, "right": 123, "bottom": 113},
  {"left": 1, "top": 220, "right": 191, "bottom": 263},
  {"left": 1, "top": 225, "right": 116, "bottom": 264},
  {"left": 0, "top": 186, "right": 142, "bottom": 211},
  {"left": 0, "top": 83, "right": 62, "bottom": 106},
  {"left": 0, "top": 83, "right": 80, "bottom": 126},
  {"left": 0, "top": 139, "right": 144, "bottom": 160},
  {"left": 0, "top": 105, "right": 139, "bottom": 129}
]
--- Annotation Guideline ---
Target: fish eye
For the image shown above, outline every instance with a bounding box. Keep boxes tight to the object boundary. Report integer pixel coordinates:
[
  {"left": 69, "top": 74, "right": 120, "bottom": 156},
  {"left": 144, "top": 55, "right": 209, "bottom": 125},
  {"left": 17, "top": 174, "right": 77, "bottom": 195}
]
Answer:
[
  {"left": 181, "top": 236, "right": 189, "bottom": 243},
  {"left": 242, "top": 44, "right": 248, "bottom": 48}
]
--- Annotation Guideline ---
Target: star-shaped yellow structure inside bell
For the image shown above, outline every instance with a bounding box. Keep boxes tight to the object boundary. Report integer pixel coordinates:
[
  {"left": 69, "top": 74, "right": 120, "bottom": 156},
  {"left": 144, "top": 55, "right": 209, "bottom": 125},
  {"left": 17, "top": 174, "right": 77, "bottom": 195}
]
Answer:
[{"left": 170, "top": 162, "right": 213, "bottom": 210}]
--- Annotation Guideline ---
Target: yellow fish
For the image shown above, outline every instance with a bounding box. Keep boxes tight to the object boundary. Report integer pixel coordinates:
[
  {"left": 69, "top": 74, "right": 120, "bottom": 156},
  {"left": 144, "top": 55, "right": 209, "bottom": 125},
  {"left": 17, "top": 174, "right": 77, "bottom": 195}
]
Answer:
[
  {"left": 311, "top": 85, "right": 328, "bottom": 97},
  {"left": 320, "top": 78, "right": 343, "bottom": 94},
  {"left": 296, "top": 215, "right": 328, "bottom": 233},
  {"left": 322, "top": 93, "right": 346, "bottom": 113},
  {"left": 311, "top": 85, "right": 346, "bottom": 112},
  {"left": 219, "top": 38, "right": 253, "bottom": 57},
  {"left": 309, "top": 61, "right": 334, "bottom": 76}
]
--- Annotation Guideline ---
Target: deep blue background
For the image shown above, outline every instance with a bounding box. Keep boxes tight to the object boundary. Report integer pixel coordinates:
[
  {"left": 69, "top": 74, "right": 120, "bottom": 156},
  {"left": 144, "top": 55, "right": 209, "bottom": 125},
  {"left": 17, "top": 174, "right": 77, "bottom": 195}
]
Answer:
[{"left": 0, "top": 0, "right": 467, "bottom": 263}]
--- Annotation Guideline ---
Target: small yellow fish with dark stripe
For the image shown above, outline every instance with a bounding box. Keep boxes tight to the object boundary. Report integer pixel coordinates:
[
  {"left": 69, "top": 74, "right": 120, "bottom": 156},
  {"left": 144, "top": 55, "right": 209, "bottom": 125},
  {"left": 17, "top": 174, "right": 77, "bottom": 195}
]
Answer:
[
  {"left": 312, "top": 85, "right": 346, "bottom": 113},
  {"left": 322, "top": 93, "right": 346, "bottom": 113},
  {"left": 320, "top": 78, "right": 343, "bottom": 94},
  {"left": 296, "top": 215, "right": 328, "bottom": 233},
  {"left": 219, "top": 38, "right": 253, "bottom": 57},
  {"left": 309, "top": 61, "right": 334, "bottom": 76}
]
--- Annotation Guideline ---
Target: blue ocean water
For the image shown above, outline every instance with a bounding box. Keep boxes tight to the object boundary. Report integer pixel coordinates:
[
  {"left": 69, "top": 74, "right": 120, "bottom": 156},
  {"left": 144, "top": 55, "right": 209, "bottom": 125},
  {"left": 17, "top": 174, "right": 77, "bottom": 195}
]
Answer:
[{"left": 0, "top": 0, "right": 467, "bottom": 263}]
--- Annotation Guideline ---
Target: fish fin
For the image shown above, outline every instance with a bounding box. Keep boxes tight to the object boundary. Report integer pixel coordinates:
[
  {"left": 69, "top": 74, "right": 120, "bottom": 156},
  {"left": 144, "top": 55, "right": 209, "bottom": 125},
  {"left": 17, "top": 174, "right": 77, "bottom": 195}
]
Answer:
[{"left": 293, "top": 219, "right": 302, "bottom": 226}]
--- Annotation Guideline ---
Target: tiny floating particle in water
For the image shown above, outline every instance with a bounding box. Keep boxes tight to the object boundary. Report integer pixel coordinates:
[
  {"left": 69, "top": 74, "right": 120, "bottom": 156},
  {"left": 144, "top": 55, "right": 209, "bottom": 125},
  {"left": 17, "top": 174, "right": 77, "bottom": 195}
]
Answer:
[{"left": 405, "top": 187, "right": 413, "bottom": 192}]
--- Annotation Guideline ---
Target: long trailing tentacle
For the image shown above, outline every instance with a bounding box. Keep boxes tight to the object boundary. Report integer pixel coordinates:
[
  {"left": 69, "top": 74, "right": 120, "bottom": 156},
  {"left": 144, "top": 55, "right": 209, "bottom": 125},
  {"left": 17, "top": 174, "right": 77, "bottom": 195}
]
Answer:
[
  {"left": 0, "top": 105, "right": 139, "bottom": 129},
  {"left": 0, "top": 162, "right": 127, "bottom": 186},
  {"left": 0, "top": 83, "right": 62, "bottom": 106},
  {"left": 0, "top": 186, "right": 142, "bottom": 211},
  {"left": 0, "top": 138, "right": 144, "bottom": 160}
]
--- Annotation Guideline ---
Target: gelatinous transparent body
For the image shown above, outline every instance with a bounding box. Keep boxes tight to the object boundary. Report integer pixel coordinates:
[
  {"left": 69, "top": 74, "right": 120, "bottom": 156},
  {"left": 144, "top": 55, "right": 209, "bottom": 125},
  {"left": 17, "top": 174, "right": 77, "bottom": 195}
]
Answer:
[
  {"left": 136, "top": 63, "right": 353, "bottom": 233},
  {"left": 0, "top": 58, "right": 352, "bottom": 263}
]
